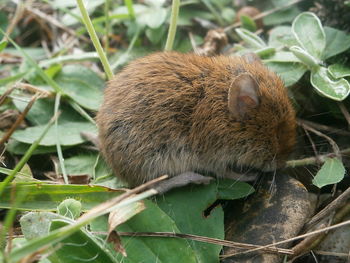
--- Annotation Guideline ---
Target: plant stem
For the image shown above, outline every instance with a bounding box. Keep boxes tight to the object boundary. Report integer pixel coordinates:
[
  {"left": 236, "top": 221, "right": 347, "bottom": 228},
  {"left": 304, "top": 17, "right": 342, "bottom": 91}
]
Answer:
[
  {"left": 164, "top": 0, "right": 180, "bottom": 51},
  {"left": 286, "top": 147, "right": 350, "bottom": 168},
  {"left": 124, "top": 0, "right": 135, "bottom": 20},
  {"left": 76, "top": 0, "right": 113, "bottom": 80},
  {"left": 54, "top": 94, "right": 68, "bottom": 184},
  {"left": 104, "top": 0, "right": 111, "bottom": 53}
]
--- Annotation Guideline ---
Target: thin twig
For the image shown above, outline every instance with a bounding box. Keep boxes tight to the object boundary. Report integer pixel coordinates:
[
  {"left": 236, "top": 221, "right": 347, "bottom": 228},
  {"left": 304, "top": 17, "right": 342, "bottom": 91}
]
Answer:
[
  {"left": 291, "top": 202, "right": 350, "bottom": 259},
  {"left": 303, "top": 127, "right": 321, "bottom": 166},
  {"left": 221, "top": 219, "right": 350, "bottom": 258},
  {"left": 92, "top": 231, "right": 293, "bottom": 255},
  {"left": 224, "top": 0, "right": 305, "bottom": 32},
  {"left": 290, "top": 223, "right": 327, "bottom": 257},
  {"left": 304, "top": 186, "right": 350, "bottom": 230},
  {"left": 2, "top": 1, "right": 25, "bottom": 42},
  {"left": 25, "top": 5, "right": 90, "bottom": 42},
  {"left": 0, "top": 93, "right": 39, "bottom": 146},
  {"left": 338, "top": 102, "right": 350, "bottom": 128},
  {"left": 298, "top": 119, "right": 350, "bottom": 137},
  {"left": 298, "top": 120, "right": 340, "bottom": 158},
  {"left": 286, "top": 147, "right": 350, "bottom": 168},
  {"left": 0, "top": 86, "right": 15, "bottom": 106}
]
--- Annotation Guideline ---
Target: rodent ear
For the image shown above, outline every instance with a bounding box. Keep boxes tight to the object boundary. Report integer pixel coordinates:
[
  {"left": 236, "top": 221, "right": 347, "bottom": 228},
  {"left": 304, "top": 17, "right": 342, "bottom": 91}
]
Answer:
[
  {"left": 242, "top": 52, "right": 262, "bottom": 64},
  {"left": 228, "top": 73, "right": 260, "bottom": 119}
]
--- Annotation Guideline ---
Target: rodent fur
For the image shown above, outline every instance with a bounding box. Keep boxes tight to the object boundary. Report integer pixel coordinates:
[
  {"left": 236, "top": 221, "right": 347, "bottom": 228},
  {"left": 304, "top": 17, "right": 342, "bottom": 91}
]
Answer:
[{"left": 96, "top": 52, "right": 296, "bottom": 187}]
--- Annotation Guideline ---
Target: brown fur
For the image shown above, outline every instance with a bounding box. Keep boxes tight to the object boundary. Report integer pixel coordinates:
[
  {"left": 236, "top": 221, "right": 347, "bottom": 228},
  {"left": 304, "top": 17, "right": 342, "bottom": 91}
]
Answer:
[{"left": 96, "top": 52, "right": 296, "bottom": 186}]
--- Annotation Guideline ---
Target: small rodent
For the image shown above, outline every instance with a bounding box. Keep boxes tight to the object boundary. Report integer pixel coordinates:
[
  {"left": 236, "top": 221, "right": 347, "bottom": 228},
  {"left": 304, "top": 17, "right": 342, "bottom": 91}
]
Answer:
[{"left": 96, "top": 52, "right": 296, "bottom": 187}]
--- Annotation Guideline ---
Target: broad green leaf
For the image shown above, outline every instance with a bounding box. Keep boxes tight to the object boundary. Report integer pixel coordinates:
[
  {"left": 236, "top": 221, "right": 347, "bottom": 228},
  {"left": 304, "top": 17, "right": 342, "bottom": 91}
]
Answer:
[
  {"left": 57, "top": 198, "right": 82, "bottom": 219},
  {"left": 263, "top": 51, "right": 300, "bottom": 63},
  {"left": 328, "top": 64, "right": 350, "bottom": 79},
  {"left": 177, "top": 7, "right": 214, "bottom": 26},
  {"left": 0, "top": 167, "right": 32, "bottom": 178},
  {"left": 263, "top": 6, "right": 299, "bottom": 26},
  {"left": 0, "top": 183, "right": 123, "bottom": 211},
  {"left": 55, "top": 65, "right": 104, "bottom": 111},
  {"left": 9, "top": 186, "right": 154, "bottom": 263},
  {"left": 216, "top": 179, "right": 254, "bottom": 200},
  {"left": 240, "top": 15, "right": 257, "bottom": 32},
  {"left": 145, "top": 26, "right": 166, "bottom": 44},
  {"left": 292, "top": 12, "right": 325, "bottom": 59},
  {"left": 255, "top": 47, "right": 275, "bottom": 58},
  {"left": 324, "top": 27, "right": 350, "bottom": 59},
  {"left": 39, "top": 52, "right": 99, "bottom": 68},
  {"left": 312, "top": 158, "right": 345, "bottom": 188},
  {"left": 266, "top": 62, "right": 307, "bottom": 87},
  {"left": 64, "top": 154, "right": 114, "bottom": 184},
  {"left": 236, "top": 28, "right": 266, "bottom": 49},
  {"left": 20, "top": 212, "right": 64, "bottom": 240},
  {"left": 145, "top": 0, "right": 165, "bottom": 6},
  {"left": 5, "top": 141, "right": 64, "bottom": 155},
  {"left": 221, "top": 8, "right": 236, "bottom": 23},
  {"left": 13, "top": 98, "right": 85, "bottom": 126},
  {"left": 0, "top": 40, "right": 7, "bottom": 52},
  {"left": 290, "top": 46, "right": 319, "bottom": 69},
  {"left": 12, "top": 121, "right": 96, "bottom": 146},
  {"left": 0, "top": 71, "right": 28, "bottom": 86},
  {"left": 156, "top": 183, "right": 224, "bottom": 263},
  {"left": 50, "top": 220, "right": 117, "bottom": 263},
  {"left": 137, "top": 6, "right": 167, "bottom": 28},
  {"left": 5, "top": 47, "right": 46, "bottom": 60},
  {"left": 13, "top": 164, "right": 35, "bottom": 183},
  {"left": 60, "top": 0, "right": 105, "bottom": 26},
  {"left": 64, "top": 154, "right": 99, "bottom": 176},
  {"left": 268, "top": 26, "right": 299, "bottom": 48},
  {"left": 92, "top": 200, "right": 197, "bottom": 263},
  {"left": 311, "top": 67, "right": 350, "bottom": 101}
]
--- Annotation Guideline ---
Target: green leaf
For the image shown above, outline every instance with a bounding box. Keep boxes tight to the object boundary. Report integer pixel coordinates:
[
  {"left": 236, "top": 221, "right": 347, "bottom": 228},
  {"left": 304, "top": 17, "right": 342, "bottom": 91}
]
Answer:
[
  {"left": 177, "top": 7, "right": 214, "bottom": 26},
  {"left": 268, "top": 26, "right": 299, "bottom": 48},
  {"left": 255, "top": 47, "right": 275, "bottom": 59},
  {"left": 50, "top": 219, "right": 117, "bottom": 263},
  {"left": 5, "top": 141, "right": 64, "bottom": 155},
  {"left": 0, "top": 40, "right": 7, "bottom": 52},
  {"left": 263, "top": 51, "right": 300, "bottom": 63},
  {"left": 145, "top": 0, "right": 165, "bottom": 7},
  {"left": 328, "top": 64, "right": 350, "bottom": 79},
  {"left": 64, "top": 154, "right": 99, "bottom": 176},
  {"left": 145, "top": 26, "right": 166, "bottom": 44},
  {"left": 312, "top": 158, "right": 346, "bottom": 188},
  {"left": 13, "top": 98, "right": 86, "bottom": 126},
  {"left": 221, "top": 8, "right": 236, "bottom": 23},
  {"left": 290, "top": 46, "right": 320, "bottom": 68},
  {"left": 263, "top": 6, "right": 299, "bottom": 26},
  {"left": 216, "top": 179, "right": 255, "bottom": 200},
  {"left": 12, "top": 121, "right": 97, "bottom": 146},
  {"left": 236, "top": 28, "right": 266, "bottom": 49},
  {"left": 310, "top": 67, "right": 350, "bottom": 101},
  {"left": 156, "top": 183, "right": 224, "bottom": 263},
  {"left": 324, "top": 26, "right": 350, "bottom": 59},
  {"left": 54, "top": 65, "right": 104, "bottom": 111},
  {"left": 292, "top": 12, "right": 326, "bottom": 59},
  {"left": 39, "top": 52, "right": 99, "bottom": 68},
  {"left": 114, "top": 200, "right": 197, "bottom": 263},
  {"left": 0, "top": 183, "right": 123, "bottom": 211},
  {"left": 265, "top": 62, "right": 307, "bottom": 87},
  {"left": 64, "top": 154, "right": 113, "bottom": 182},
  {"left": 20, "top": 212, "right": 64, "bottom": 240},
  {"left": 240, "top": 15, "right": 257, "bottom": 32},
  {"left": 137, "top": 6, "right": 167, "bottom": 28}
]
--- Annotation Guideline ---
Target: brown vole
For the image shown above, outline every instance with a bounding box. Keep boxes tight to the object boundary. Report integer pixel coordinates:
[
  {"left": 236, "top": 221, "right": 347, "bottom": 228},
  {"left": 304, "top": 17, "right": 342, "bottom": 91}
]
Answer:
[{"left": 96, "top": 52, "right": 296, "bottom": 187}]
